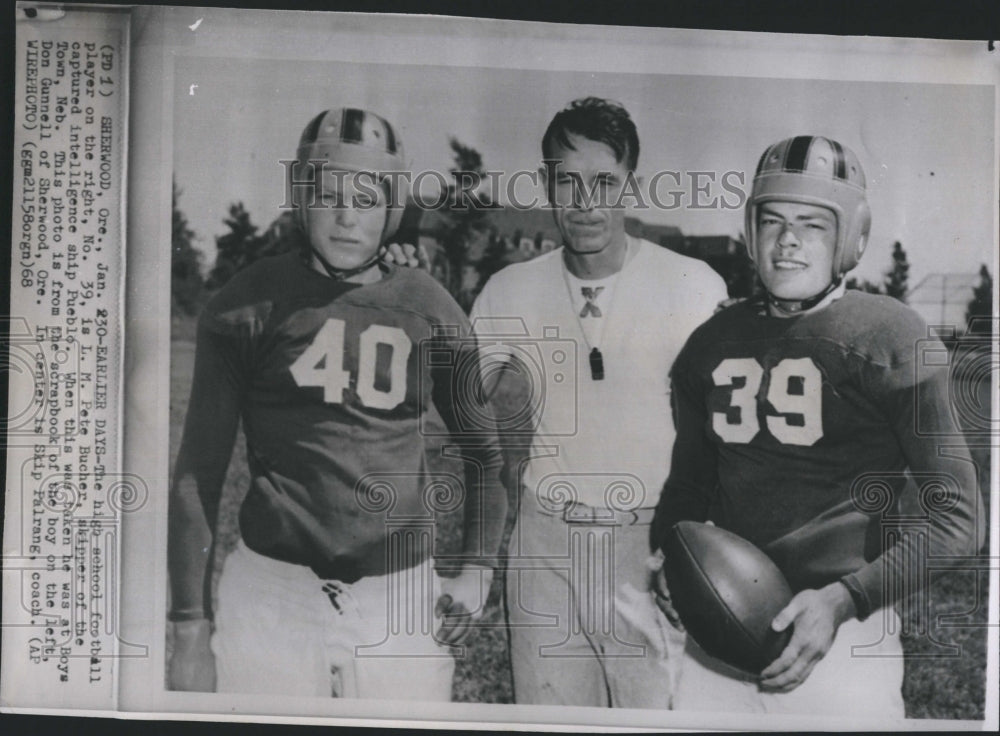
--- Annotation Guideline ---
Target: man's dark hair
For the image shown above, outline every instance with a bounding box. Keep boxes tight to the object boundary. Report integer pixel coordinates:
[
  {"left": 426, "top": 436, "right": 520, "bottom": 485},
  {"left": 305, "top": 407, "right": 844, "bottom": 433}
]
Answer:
[{"left": 542, "top": 97, "right": 640, "bottom": 172}]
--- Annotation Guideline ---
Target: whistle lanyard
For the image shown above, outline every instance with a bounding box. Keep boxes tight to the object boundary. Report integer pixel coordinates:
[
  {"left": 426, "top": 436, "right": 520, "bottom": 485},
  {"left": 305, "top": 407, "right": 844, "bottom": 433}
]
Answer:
[{"left": 561, "top": 251, "right": 626, "bottom": 382}]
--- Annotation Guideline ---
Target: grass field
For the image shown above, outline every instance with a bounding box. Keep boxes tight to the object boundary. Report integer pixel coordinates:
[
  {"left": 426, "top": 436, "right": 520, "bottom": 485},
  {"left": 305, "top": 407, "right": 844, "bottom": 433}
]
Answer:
[{"left": 167, "top": 312, "right": 991, "bottom": 717}]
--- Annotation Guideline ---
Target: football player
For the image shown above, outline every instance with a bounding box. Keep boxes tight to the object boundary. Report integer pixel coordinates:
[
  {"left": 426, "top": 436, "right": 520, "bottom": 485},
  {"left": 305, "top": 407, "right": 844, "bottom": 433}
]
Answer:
[
  {"left": 167, "top": 107, "right": 506, "bottom": 699},
  {"left": 651, "top": 136, "right": 985, "bottom": 717}
]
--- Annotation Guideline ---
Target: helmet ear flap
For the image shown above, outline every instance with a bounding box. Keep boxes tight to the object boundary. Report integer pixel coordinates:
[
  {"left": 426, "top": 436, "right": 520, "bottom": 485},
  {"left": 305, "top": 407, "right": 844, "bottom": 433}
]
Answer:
[
  {"left": 292, "top": 177, "right": 306, "bottom": 232},
  {"left": 382, "top": 196, "right": 405, "bottom": 243},
  {"left": 744, "top": 204, "right": 758, "bottom": 265},
  {"left": 287, "top": 157, "right": 321, "bottom": 235},
  {"left": 295, "top": 197, "right": 308, "bottom": 234},
  {"left": 836, "top": 199, "right": 871, "bottom": 275}
]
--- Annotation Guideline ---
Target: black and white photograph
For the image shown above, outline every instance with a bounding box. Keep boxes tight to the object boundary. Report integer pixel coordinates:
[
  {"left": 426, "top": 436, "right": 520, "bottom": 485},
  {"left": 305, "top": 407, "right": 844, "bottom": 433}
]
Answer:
[{"left": 4, "top": 3, "right": 998, "bottom": 732}]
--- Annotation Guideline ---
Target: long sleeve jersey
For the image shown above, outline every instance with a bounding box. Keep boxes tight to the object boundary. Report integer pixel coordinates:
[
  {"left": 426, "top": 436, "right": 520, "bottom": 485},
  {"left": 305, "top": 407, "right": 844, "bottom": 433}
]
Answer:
[
  {"left": 175, "top": 252, "right": 506, "bottom": 584},
  {"left": 653, "top": 291, "right": 984, "bottom": 619}
]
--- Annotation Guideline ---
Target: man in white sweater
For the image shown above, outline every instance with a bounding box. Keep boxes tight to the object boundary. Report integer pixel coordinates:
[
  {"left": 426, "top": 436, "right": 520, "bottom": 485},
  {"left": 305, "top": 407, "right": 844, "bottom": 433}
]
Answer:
[{"left": 470, "top": 97, "right": 728, "bottom": 707}]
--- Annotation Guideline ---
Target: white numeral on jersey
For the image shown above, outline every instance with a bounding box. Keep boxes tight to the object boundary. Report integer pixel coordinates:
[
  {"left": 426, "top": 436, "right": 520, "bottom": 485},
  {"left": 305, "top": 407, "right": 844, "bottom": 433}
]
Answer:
[
  {"left": 357, "top": 324, "right": 412, "bottom": 410},
  {"left": 711, "top": 358, "right": 763, "bottom": 443},
  {"left": 766, "top": 357, "right": 823, "bottom": 446},
  {"left": 290, "top": 318, "right": 411, "bottom": 409},
  {"left": 290, "top": 318, "right": 351, "bottom": 403},
  {"left": 711, "top": 357, "right": 823, "bottom": 446}
]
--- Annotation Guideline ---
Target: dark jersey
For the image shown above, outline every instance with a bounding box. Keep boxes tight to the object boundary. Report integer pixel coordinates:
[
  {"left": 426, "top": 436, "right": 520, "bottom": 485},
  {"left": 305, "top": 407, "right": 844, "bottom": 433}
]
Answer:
[
  {"left": 653, "top": 291, "right": 983, "bottom": 618},
  {"left": 176, "top": 252, "right": 504, "bottom": 582}
]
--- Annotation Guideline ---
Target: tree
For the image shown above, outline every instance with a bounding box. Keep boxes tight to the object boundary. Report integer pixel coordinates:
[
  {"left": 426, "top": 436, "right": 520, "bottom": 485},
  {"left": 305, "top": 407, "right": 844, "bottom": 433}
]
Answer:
[
  {"left": 171, "top": 181, "right": 204, "bottom": 315},
  {"left": 206, "top": 202, "right": 268, "bottom": 289},
  {"left": 883, "top": 241, "right": 910, "bottom": 302},
  {"left": 477, "top": 232, "right": 512, "bottom": 284},
  {"left": 845, "top": 276, "right": 883, "bottom": 295},
  {"left": 727, "top": 232, "right": 761, "bottom": 299},
  {"left": 439, "top": 137, "right": 498, "bottom": 297},
  {"left": 258, "top": 210, "right": 305, "bottom": 261},
  {"left": 965, "top": 264, "right": 994, "bottom": 335}
]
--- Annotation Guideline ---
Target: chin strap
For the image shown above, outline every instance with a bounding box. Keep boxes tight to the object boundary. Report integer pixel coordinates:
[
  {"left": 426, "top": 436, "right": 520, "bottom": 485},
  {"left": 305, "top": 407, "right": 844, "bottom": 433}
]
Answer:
[
  {"left": 309, "top": 246, "right": 387, "bottom": 282},
  {"left": 767, "top": 276, "right": 843, "bottom": 316}
]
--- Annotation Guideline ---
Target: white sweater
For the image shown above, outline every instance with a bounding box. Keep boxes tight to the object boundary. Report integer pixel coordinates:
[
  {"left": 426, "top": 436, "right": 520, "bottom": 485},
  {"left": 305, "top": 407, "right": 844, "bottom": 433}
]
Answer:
[{"left": 470, "top": 235, "right": 727, "bottom": 509}]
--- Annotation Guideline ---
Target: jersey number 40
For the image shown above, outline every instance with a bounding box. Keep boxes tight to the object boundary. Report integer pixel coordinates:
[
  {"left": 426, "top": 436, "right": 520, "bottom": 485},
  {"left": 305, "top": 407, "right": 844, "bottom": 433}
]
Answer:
[
  {"left": 711, "top": 357, "right": 823, "bottom": 446},
  {"left": 290, "top": 318, "right": 412, "bottom": 410}
]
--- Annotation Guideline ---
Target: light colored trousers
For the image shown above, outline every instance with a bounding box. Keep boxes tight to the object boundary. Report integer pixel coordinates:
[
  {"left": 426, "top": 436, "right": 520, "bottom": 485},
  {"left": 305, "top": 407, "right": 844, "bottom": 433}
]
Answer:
[
  {"left": 505, "top": 494, "right": 685, "bottom": 707},
  {"left": 673, "top": 605, "right": 906, "bottom": 718},
  {"left": 212, "top": 540, "right": 454, "bottom": 700}
]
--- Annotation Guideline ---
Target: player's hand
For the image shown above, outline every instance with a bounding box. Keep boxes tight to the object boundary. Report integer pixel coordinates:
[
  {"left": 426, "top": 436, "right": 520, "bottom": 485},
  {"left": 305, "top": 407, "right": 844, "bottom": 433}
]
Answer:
[
  {"left": 382, "top": 242, "right": 430, "bottom": 270},
  {"left": 648, "top": 551, "right": 685, "bottom": 632},
  {"left": 168, "top": 618, "right": 216, "bottom": 692},
  {"left": 434, "top": 564, "right": 494, "bottom": 646},
  {"left": 758, "top": 582, "right": 856, "bottom": 692}
]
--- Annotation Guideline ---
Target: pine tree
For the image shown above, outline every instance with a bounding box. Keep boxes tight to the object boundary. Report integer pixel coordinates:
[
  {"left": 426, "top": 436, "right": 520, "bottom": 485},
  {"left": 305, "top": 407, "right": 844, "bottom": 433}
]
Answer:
[
  {"left": 883, "top": 241, "right": 910, "bottom": 302},
  {"left": 258, "top": 210, "right": 305, "bottom": 261},
  {"left": 477, "top": 233, "right": 510, "bottom": 284},
  {"left": 440, "top": 137, "right": 497, "bottom": 298},
  {"left": 728, "top": 232, "right": 761, "bottom": 299},
  {"left": 845, "top": 276, "right": 884, "bottom": 295},
  {"left": 171, "top": 181, "right": 204, "bottom": 315},
  {"left": 965, "top": 264, "right": 994, "bottom": 335},
  {"left": 206, "top": 202, "right": 267, "bottom": 289}
]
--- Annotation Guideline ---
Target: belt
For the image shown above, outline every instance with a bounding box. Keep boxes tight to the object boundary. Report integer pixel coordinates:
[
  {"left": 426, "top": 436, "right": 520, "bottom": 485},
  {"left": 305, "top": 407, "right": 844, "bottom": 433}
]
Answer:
[{"left": 532, "top": 498, "right": 657, "bottom": 526}]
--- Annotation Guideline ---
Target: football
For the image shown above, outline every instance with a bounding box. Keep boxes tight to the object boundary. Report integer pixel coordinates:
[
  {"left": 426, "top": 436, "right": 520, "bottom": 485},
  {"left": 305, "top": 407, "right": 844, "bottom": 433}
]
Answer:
[{"left": 662, "top": 521, "right": 794, "bottom": 674}]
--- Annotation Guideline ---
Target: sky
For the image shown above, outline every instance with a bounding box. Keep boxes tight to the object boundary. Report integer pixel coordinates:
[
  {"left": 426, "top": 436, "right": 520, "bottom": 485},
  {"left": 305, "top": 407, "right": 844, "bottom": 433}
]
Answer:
[{"left": 169, "top": 10, "right": 995, "bottom": 306}]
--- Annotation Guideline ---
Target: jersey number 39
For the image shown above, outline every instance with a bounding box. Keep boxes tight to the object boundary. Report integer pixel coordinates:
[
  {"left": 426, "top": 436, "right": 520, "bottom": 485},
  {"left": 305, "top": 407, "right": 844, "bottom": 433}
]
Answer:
[
  {"left": 711, "top": 357, "right": 823, "bottom": 446},
  {"left": 290, "top": 318, "right": 412, "bottom": 410}
]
